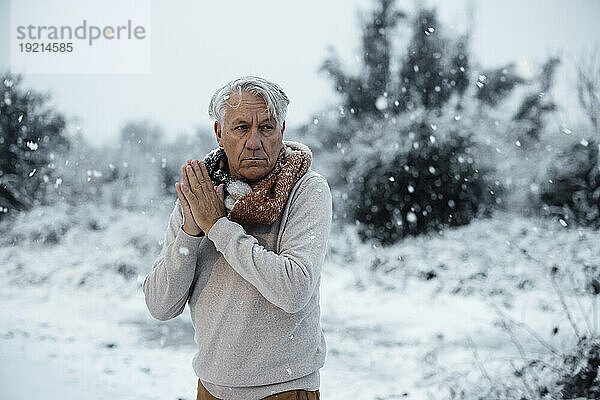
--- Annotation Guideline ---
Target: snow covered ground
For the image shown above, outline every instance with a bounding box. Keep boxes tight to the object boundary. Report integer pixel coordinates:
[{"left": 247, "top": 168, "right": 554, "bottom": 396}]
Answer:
[{"left": 0, "top": 201, "right": 596, "bottom": 399}]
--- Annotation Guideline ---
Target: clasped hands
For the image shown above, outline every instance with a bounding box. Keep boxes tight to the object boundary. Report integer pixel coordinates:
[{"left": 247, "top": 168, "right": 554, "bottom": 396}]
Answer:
[{"left": 175, "top": 159, "right": 226, "bottom": 236}]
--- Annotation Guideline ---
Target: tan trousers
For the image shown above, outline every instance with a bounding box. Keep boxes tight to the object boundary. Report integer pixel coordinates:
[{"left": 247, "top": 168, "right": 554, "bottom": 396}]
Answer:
[{"left": 196, "top": 378, "right": 321, "bottom": 400}]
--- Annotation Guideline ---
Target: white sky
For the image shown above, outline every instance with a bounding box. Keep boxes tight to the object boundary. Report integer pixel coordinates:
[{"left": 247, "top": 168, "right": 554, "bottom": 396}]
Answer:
[{"left": 0, "top": 0, "right": 599, "bottom": 147}]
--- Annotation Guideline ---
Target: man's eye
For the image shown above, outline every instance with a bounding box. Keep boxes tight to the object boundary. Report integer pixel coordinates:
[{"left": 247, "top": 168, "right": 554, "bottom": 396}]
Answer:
[
  {"left": 261, "top": 125, "right": 274, "bottom": 130},
  {"left": 234, "top": 125, "right": 247, "bottom": 131}
]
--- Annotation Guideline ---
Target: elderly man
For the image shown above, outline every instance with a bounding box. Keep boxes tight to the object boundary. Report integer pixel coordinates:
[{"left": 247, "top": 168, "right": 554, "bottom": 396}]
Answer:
[{"left": 142, "top": 76, "right": 332, "bottom": 400}]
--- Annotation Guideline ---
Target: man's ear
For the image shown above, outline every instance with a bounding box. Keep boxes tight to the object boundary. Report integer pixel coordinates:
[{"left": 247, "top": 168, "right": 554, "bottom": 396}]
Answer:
[
  {"left": 214, "top": 121, "right": 223, "bottom": 147},
  {"left": 281, "top": 121, "right": 286, "bottom": 136}
]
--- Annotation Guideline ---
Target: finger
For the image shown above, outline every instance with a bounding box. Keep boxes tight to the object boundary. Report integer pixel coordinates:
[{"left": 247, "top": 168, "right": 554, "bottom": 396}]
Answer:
[
  {"left": 175, "top": 183, "right": 191, "bottom": 214},
  {"left": 186, "top": 165, "right": 204, "bottom": 198},
  {"left": 182, "top": 166, "right": 197, "bottom": 200},
  {"left": 188, "top": 162, "right": 207, "bottom": 198},
  {"left": 175, "top": 182, "right": 182, "bottom": 203},
  {"left": 182, "top": 165, "right": 192, "bottom": 189},
  {"left": 180, "top": 181, "right": 197, "bottom": 204},
  {"left": 196, "top": 160, "right": 215, "bottom": 195},
  {"left": 175, "top": 182, "right": 186, "bottom": 204},
  {"left": 190, "top": 160, "right": 205, "bottom": 183},
  {"left": 194, "top": 160, "right": 217, "bottom": 205}
]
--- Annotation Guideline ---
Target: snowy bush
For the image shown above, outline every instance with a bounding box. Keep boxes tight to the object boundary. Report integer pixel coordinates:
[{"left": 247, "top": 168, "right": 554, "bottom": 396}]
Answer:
[
  {"left": 433, "top": 259, "right": 600, "bottom": 400},
  {"left": 557, "top": 335, "right": 600, "bottom": 399},
  {"left": 442, "top": 334, "right": 600, "bottom": 400},
  {"left": 535, "top": 53, "right": 600, "bottom": 230},
  {"left": 538, "top": 138, "right": 600, "bottom": 229},
  {"left": 341, "top": 115, "right": 499, "bottom": 244}
]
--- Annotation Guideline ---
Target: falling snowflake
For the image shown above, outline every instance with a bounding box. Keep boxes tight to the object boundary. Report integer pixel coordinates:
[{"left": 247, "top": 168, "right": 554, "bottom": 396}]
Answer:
[
  {"left": 559, "top": 219, "right": 568, "bottom": 227},
  {"left": 179, "top": 246, "right": 189, "bottom": 255},
  {"left": 375, "top": 96, "right": 388, "bottom": 110}
]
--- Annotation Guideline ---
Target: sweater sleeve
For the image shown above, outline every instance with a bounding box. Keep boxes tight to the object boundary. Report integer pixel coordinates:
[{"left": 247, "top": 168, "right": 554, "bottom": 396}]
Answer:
[
  {"left": 142, "top": 198, "right": 204, "bottom": 321},
  {"left": 207, "top": 176, "right": 333, "bottom": 314}
]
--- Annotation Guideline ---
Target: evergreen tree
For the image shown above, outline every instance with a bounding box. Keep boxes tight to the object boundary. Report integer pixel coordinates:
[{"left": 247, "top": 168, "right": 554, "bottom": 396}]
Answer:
[
  {"left": 475, "top": 63, "right": 527, "bottom": 107},
  {"left": 0, "top": 72, "right": 70, "bottom": 219},
  {"left": 320, "top": 0, "right": 405, "bottom": 119},
  {"left": 395, "top": 8, "right": 470, "bottom": 113},
  {"left": 512, "top": 57, "right": 560, "bottom": 144}
]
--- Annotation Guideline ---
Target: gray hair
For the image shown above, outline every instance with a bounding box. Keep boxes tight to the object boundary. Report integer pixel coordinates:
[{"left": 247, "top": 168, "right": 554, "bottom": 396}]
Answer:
[{"left": 208, "top": 76, "right": 290, "bottom": 128}]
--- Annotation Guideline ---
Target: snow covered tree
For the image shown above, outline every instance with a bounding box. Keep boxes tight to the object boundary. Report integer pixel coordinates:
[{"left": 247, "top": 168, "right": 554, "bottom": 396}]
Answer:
[
  {"left": 320, "top": 0, "right": 406, "bottom": 122},
  {"left": 300, "top": 0, "right": 571, "bottom": 243},
  {"left": 537, "top": 53, "right": 600, "bottom": 229},
  {"left": 512, "top": 57, "right": 560, "bottom": 146},
  {"left": 310, "top": 3, "right": 496, "bottom": 243},
  {"left": 0, "top": 72, "right": 70, "bottom": 220},
  {"left": 394, "top": 8, "right": 470, "bottom": 113},
  {"left": 320, "top": 3, "right": 471, "bottom": 128},
  {"left": 475, "top": 63, "right": 527, "bottom": 107},
  {"left": 575, "top": 50, "right": 600, "bottom": 132}
]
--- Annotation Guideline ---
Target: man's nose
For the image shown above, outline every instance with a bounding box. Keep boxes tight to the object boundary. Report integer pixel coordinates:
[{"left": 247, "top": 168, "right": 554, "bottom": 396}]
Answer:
[{"left": 245, "top": 124, "right": 262, "bottom": 150}]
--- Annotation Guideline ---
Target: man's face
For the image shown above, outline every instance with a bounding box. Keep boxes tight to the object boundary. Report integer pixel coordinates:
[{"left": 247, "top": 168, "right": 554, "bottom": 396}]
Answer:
[{"left": 214, "top": 91, "right": 285, "bottom": 182}]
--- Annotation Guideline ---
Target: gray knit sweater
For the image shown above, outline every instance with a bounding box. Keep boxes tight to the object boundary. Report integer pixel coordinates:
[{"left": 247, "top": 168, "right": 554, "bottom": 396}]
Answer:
[{"left": 142, "top": 169, "right": 332, "bottom": 399}]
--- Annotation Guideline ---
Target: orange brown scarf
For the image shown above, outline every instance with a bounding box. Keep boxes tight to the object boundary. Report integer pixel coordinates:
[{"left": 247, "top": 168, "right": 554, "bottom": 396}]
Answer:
[{"left": 202, "top": 140, "right": 312, "bottom": 225}]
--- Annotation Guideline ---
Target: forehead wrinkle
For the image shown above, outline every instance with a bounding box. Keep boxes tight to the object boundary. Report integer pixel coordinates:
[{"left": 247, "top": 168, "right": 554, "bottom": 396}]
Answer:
[
  {"left": 228, "top": 107, "right": 273, "bottom": 125},
  {"left": 226, "top": 92, "right": 270, "bottom": 114}
]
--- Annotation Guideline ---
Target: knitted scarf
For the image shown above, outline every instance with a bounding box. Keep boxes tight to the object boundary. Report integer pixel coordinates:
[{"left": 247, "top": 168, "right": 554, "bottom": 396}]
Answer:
[{"left": 201, "top": 140, "right": 312, "bottom": 226}]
